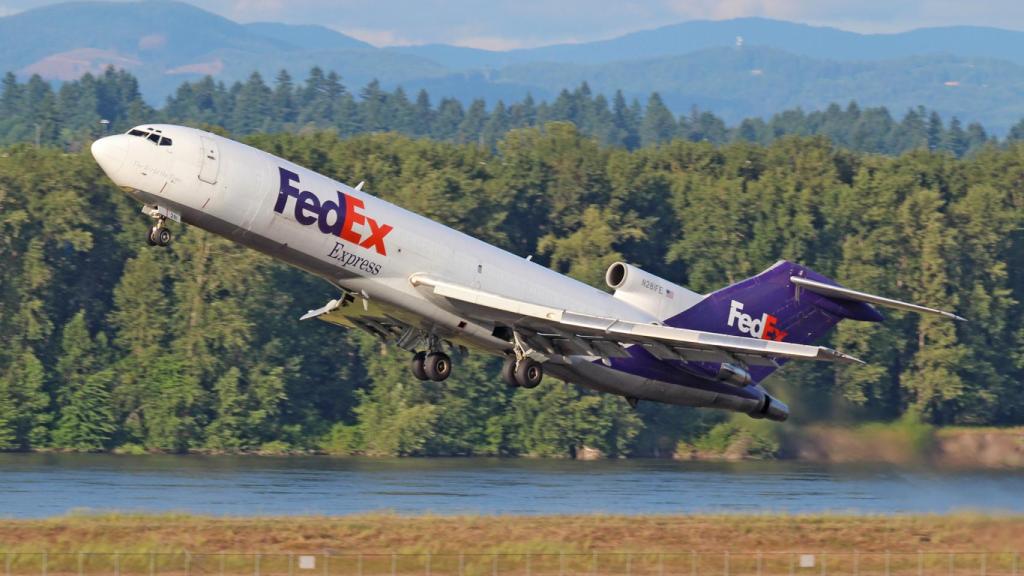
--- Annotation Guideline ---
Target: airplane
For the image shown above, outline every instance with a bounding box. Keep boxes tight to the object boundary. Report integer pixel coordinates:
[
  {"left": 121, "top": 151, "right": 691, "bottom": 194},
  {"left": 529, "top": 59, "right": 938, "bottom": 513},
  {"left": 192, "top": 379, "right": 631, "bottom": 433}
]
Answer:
[{"left": 90, "top": 124, "right": 965, "bottom": 423}]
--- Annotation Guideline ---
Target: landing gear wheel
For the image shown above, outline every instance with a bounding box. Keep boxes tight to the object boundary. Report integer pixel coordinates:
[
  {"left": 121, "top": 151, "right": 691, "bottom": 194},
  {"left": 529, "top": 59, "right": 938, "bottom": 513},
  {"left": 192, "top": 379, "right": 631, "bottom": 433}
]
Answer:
[
  {"left": 148, "top": 226, "right": 171, "bottom": 247},
  {"left": 501, "top": 357, "right": 518, "bottom": 388},
  {"left": 514, "top": 358, "right": 543, "bottom": 389},
  {"left": 424, "top": 352, "right": 452, "bottom": 382},
  {"left": 410, "top": 351, "right": 428, "bottom": 381}
]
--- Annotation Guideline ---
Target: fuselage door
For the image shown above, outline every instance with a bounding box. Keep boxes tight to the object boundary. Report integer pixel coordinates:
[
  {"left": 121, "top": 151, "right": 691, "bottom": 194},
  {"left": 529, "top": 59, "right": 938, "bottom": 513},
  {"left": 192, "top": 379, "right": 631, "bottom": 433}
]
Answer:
[{"left": 198, "top": 134, "right": 219, "bottom": 184}]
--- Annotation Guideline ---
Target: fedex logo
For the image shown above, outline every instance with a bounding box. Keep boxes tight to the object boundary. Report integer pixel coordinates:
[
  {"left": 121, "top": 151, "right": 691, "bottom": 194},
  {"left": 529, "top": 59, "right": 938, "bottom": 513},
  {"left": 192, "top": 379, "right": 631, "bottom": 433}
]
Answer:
[
  {"left": 273, "top": 168, "right": 393, "bottom": 256},
  {"left": 727, "top": 300, "right": 788, "bottom": 341}
]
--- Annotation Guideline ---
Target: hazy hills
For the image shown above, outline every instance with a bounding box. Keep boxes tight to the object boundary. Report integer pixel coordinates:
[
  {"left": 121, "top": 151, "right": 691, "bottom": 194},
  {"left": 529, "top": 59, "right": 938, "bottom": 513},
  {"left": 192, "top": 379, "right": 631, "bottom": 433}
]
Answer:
[
  {"left": 0, "top": 1, "right": 448, "bottom": 100},
  {"left": 490, "top": 49, "right": 1024, "bottom": 133},
  {"left": 4, "top": 1, "right": 1024, "bottom": 132},
  {"left": 391, "top": 19, "right": 1024, "bottom": 69}
]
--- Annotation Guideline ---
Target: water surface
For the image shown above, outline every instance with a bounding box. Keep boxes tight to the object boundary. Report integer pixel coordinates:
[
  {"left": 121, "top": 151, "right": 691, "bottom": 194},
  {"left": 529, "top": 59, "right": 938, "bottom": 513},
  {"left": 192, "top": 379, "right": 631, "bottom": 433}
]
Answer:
[{"left": 1, "top": 454, "right": 1021, "bottom": 518}]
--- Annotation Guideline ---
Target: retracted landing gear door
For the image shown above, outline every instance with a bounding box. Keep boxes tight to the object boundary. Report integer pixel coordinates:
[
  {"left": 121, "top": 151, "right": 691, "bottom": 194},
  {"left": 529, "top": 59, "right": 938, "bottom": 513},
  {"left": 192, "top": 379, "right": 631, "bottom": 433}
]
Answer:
[{"left": 199, "top": 134, "right": 219, "bottom": 184}]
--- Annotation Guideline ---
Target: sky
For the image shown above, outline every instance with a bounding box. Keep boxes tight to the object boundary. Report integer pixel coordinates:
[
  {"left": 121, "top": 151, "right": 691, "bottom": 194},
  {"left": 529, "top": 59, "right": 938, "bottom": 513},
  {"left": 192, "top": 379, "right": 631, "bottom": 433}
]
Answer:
[{"left": 1, "top": 0, "right": 1023, "bottom": 49}]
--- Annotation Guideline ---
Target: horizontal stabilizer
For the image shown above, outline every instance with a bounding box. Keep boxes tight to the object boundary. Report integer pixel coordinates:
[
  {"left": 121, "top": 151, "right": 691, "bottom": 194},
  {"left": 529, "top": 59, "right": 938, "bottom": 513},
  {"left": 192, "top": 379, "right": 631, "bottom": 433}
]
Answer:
[{"left": 790, "top": 276, "right": 966, "bottom": 321}]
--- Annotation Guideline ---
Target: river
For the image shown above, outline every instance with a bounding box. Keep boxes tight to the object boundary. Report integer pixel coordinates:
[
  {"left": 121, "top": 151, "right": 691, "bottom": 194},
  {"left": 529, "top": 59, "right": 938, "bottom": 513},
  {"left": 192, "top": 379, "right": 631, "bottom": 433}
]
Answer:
[{"left": 1, "top": 454, "right": 1021, "bottom": 518}]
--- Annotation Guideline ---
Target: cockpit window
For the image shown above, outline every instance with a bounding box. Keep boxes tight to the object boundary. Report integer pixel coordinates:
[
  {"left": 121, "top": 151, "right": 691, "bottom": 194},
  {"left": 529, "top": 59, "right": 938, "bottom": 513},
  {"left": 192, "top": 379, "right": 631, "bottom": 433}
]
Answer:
[{"left": 126, "top": 128, "right": 172, "bottom": 146}]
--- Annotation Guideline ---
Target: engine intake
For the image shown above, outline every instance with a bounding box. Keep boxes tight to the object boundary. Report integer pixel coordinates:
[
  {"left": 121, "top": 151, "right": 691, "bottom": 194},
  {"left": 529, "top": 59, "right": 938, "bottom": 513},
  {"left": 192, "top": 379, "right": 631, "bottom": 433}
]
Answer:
[{"left": 605, "top": 262, "right": 701, "bottom": 320}]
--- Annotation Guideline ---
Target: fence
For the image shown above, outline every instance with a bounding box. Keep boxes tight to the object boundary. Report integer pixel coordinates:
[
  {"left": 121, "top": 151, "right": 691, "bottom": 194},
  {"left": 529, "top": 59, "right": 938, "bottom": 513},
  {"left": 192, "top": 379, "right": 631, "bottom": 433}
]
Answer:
[{"left": 0, "top": 551, "right": 1020, "bottom": 576}]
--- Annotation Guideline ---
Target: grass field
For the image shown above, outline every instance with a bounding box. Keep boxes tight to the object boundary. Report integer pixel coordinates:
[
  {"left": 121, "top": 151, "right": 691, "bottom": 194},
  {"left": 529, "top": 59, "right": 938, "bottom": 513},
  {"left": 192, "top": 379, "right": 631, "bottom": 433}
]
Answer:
[
  {"left": 1, "top": 513, "right": 1022, "bottom": 553},
  {"left": 2, "top": 514, "right": 1022, "bottom": 575}
]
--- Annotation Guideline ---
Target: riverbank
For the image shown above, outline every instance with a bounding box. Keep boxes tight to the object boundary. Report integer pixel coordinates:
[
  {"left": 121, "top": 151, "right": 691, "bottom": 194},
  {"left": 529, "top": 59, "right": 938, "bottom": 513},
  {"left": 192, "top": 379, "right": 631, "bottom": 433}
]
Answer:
[
  {"left": 783, "top": 425, "right": 1024, "bottom": 467},
  {"left": 674, "top": 422, "right": 1024, "bottom": 468},
  {"left": 1, "top": 513, "right": 1023, "bottom": 553},
  {"left": 8, "top": 425, "right": 1024, "bottom": 468}
]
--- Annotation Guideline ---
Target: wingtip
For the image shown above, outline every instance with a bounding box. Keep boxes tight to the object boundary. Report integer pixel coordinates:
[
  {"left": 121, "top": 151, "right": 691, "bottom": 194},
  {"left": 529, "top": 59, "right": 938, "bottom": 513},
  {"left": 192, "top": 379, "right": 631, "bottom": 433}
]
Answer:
[
  {"left": 841, "top": 352, "right": 867, "bottom": 365},
  {"left": 823, "top": 347, "right": 866, "bottom": 365},
  {"left": 938, "top": 310, "right": 967, "bottom": 322}
]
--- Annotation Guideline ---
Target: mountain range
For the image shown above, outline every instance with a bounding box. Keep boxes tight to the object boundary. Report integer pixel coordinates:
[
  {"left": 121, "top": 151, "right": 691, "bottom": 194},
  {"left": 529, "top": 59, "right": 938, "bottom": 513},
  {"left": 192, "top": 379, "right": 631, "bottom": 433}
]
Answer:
[{"left": 4, "top": 1, "right": 1024, "bottom": 133}]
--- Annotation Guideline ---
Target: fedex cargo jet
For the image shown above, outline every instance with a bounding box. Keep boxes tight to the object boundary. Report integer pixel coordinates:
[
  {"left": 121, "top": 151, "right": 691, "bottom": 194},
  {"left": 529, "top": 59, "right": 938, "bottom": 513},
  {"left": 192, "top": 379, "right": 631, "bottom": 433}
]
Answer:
[{"left": 91, "top": 125, "right": 964, "bottom": 422}]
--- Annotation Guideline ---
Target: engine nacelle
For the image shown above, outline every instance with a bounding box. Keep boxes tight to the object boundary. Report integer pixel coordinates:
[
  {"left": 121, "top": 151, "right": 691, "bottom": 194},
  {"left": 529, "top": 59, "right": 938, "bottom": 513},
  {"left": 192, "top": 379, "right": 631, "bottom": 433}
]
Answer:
[
  {"left": 605, "top": 262, "right": 702, "bottom": 320},
  {"left": 717, "top": 362, "right": 753, "bottom": 387},
  {"left": 749, "top": 393, "right": 789, "bottom": 422}
]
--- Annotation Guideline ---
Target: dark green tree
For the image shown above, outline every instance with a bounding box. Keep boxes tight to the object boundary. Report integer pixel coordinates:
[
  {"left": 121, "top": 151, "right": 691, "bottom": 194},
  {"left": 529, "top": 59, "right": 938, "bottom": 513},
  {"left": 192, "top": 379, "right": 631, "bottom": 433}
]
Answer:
[
  {"left": 640, "top": 92, "right": 676, "bottom": 146},
  {"left": 52, "top": 311, "right": 116, "bottom": 450}
]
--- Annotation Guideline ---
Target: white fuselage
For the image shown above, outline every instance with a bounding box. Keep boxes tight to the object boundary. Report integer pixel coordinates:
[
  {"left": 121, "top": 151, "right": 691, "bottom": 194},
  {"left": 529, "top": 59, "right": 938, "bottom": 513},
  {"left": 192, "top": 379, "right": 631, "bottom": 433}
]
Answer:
[{"left": 91, "top": 124, "right": 775, "bottom": 417}]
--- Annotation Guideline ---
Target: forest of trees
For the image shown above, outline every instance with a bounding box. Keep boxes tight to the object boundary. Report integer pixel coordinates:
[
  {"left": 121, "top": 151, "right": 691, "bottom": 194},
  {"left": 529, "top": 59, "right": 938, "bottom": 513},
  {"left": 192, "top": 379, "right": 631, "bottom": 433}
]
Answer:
[
  {"left": 4, "top": 67, "right": 1024, "bottom": 157},
  {"left": 1, "top": 68, "right": 1023, "bottom": 457}
]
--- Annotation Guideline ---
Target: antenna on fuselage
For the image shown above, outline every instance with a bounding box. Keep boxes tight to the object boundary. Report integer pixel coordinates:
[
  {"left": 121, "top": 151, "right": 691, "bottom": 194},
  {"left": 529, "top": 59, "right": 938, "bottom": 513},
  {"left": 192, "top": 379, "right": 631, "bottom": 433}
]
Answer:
[{"left": 354, "top": 181, "right": 365, "bottom": 191}]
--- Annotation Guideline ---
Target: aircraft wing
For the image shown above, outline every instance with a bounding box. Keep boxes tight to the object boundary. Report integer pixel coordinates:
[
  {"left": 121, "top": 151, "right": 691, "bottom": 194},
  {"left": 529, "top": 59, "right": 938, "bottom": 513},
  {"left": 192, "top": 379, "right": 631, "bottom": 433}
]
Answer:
[{"left": 410, "top": 275, "right": 864, "bottom": 366}]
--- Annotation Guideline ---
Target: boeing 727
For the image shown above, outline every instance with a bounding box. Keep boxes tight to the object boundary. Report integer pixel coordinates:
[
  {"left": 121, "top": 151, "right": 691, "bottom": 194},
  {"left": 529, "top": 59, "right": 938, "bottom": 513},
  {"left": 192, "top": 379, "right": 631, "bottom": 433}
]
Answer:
[{"left": 91, "top": 125, "right": 965, "bottom": 422}]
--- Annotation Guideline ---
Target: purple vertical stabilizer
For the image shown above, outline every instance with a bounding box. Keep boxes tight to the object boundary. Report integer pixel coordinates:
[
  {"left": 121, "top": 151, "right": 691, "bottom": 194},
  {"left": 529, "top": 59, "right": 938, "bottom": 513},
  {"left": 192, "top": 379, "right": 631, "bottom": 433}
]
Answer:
[{"left": 664, "top": 260, "right": 883, "bottom": 382}]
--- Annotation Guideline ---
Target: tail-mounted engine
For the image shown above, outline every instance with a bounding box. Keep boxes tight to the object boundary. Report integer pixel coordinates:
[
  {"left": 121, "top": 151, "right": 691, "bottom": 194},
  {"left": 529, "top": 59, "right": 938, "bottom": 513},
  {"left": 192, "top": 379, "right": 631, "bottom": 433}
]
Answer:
[
  {"left": 749, "top": 393, "right": 790, "bottom": 422},
  {"left": 717, "top": 362, "right": 753, "bottom": 387},
  {"left": 605, "top": 262, "right": 702, "bottom": 320}
]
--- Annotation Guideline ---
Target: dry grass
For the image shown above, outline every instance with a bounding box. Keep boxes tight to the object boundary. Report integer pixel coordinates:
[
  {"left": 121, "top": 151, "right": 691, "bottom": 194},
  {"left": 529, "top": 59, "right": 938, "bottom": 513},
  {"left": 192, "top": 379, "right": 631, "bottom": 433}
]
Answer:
[{"left": 0, "top": 513, "right": 1021, "bottom": 554}]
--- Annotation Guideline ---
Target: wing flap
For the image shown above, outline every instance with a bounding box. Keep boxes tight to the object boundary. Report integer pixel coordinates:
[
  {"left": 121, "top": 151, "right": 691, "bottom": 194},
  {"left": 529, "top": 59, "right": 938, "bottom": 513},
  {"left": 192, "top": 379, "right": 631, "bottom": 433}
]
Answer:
[
  {"left": 591, "top": 339, "right": 632, "bottom": 359},
  {"left": 428, "top": 279, "right": 567, "bottom": 322}
]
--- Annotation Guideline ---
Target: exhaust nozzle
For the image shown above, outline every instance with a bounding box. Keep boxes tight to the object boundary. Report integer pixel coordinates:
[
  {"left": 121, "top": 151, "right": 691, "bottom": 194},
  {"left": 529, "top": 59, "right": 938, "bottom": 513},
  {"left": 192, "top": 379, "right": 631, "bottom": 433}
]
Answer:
[{"left": 750, "top": 393, "right": 789, "bottom": 422}]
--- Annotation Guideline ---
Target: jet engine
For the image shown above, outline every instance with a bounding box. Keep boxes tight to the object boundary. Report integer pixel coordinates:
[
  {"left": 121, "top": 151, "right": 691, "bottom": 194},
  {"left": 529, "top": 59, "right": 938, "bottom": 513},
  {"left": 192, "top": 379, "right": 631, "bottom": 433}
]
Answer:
[
  {"left": 749, "top": 393, "right": 789, "bottom": 422},
  {"left": 717, "top": 362, "right": 753, "bottom": 387},
  {"left": 605, "top": 261, "right": 702, "bottom": 320}
]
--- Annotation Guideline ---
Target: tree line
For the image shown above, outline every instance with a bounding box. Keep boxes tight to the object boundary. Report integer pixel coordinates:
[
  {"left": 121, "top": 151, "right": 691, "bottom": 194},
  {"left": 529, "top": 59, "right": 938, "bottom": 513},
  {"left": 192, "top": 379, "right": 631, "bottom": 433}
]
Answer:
[
  {"left": 1, "top": 118, "right": 1021, "bottom": 455},
  {"left": 4, "top": 67, "right": 1024, "bottom": 157}
]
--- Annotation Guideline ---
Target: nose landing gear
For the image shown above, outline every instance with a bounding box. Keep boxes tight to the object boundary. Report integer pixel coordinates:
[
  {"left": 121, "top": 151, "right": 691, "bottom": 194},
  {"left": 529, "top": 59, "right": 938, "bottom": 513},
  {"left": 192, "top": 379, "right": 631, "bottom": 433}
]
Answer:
[
  {"left": 147, "top": 224, "right": 172, "bottom": 247},
  {"left": 143, "top": 206, "right": 173, "bottom": 247}
]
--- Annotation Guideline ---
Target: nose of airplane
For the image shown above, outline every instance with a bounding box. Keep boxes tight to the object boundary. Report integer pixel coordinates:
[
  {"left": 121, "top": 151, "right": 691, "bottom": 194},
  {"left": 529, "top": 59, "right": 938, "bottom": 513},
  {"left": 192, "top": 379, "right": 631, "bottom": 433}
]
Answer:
[{"left": 91, "top": 135, "right": 128, "bottom": 177}]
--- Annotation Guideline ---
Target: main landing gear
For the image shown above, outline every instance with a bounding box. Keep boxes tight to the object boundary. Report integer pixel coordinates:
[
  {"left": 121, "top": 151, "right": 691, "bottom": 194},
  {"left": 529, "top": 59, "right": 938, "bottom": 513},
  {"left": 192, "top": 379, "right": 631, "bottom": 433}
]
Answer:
[
  {"left": 410, "top": 350, "right": 452, "bottom": 382},
  {"left": 409, "top": 333, "right": 454, "bottom": 382},
  {"left": 501, "top": 356, "right": 543, "bottom": 389},
  {"left": 502, "top": 330, "right": 545, "bottom": 389}
]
